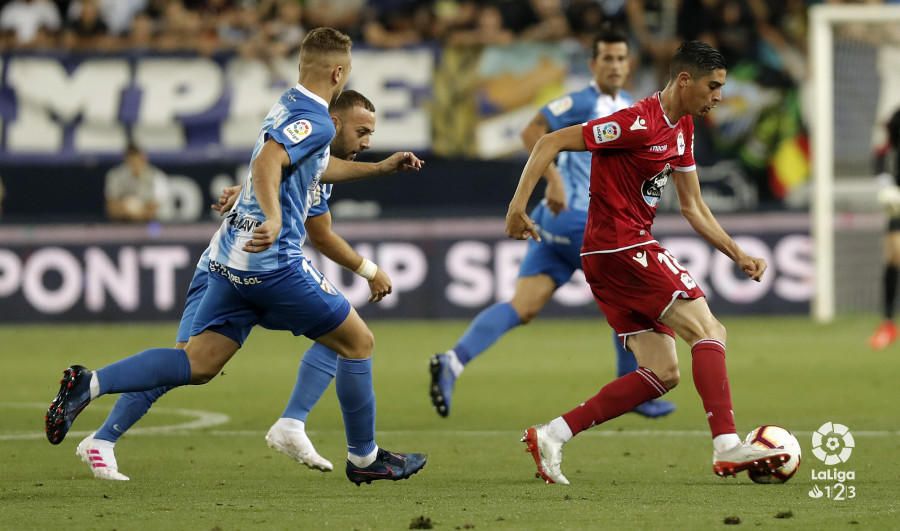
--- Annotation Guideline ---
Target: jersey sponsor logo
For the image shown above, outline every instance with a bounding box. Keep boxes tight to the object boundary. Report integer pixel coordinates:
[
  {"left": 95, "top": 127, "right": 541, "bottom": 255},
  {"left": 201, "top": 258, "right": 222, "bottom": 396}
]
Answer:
[
  {"left": 283, "top": 119, "right": 312, "bottom": 144},
  {"left": 630, "top": 116, "right": 647, "bottom": 131},
  {"left": 677, "top": 131, "right": 686, "bottom": 156},
  {"left": 224, "top": 211, "right": 262, "bottom": 233},
  {"left": 547, "top": 96, "right": 573, "bottom": 116},
  {"left": 649, "top": 144, "right": 667, "bottom": 153},
  {"left": 641, "top": 163, "right": 673, "bottom": 208},
  {"left": 592, "top": 121, "right": 621, "bottom": 143}
]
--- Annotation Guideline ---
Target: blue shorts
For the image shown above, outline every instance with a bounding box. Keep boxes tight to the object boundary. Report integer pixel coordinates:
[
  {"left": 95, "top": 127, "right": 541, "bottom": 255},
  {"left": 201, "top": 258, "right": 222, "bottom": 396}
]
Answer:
[
  {"left": 175, "top": 267, "right": 208, "bottom": 344},
  {"left": 518, "top": 203, "right": 587, "bottom": 286},
  {"left": 189, "top": 258, "right": 351, "bottom": 346}
]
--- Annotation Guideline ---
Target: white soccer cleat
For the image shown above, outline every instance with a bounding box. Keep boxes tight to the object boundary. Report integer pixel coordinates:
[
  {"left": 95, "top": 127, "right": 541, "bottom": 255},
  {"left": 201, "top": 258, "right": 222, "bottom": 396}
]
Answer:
[
  {"left": 712, "top": 440, "right": 790, "bottom": 478},
  {"left": 75, "top": 433, "right": 129, "bottom": 481},
  {"left": 521, "top": 425, "right": 570, "bottom": 485},
  {"left": 265, "top": 420, "right": 333, "bottom": 472}
]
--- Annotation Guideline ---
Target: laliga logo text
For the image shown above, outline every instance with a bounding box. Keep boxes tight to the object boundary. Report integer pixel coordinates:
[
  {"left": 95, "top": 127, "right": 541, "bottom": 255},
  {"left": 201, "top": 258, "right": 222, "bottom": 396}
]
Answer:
[{"left": 808, "top": 422, "right": 856, "bottom": 501}]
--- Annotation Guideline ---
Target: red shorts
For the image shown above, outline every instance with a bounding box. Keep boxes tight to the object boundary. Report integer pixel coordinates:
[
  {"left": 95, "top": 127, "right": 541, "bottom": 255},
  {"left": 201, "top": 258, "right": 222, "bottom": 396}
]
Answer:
[{"left": 581, "top": 242, "right": 706, "bottom": 339}]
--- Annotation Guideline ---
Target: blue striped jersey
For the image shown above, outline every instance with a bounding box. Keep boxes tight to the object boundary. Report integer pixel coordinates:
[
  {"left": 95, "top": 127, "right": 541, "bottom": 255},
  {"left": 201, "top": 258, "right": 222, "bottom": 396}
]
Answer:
[{"left": 208, "top": 84, "right": 335, "bottom": 271}]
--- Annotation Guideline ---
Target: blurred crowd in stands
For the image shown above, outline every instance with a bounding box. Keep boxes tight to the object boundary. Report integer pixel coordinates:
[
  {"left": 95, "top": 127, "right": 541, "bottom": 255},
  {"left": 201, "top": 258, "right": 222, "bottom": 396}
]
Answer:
[{"left": 0, "top": 0, "right": 893, "bottom": 61}]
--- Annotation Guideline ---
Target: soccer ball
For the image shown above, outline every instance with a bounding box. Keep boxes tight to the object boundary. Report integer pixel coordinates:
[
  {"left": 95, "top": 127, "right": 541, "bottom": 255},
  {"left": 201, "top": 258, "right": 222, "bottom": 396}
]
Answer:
[{"left": 744, "top": 425, "right": 802, "bottom": 484}]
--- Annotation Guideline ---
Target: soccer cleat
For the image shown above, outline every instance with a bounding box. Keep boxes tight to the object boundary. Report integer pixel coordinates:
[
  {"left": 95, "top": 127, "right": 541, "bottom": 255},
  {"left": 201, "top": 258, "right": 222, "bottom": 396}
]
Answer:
[
  {"left": 45, "top": 365, "right": 93, "bottom": 445},
  {"left": 712, "top": 441, "right": 791, "bottom": 478},
  {"left": 265, "top": 422, "right": 333, "bottom": 472},
  {"left": 632, "top": 398, "right": 676, "bottom": 418},
  {"left": 521, "top": 425, "right": 570, "bottom": 485},
  {"left": 868, "top": 321, "right": 897, "bottom": 350},
  {"left": 75, "top": 433, "right": 129, "bottom": 481},
  {"left": 345, "top": 448, "right": 427, "bottom": 486},
  {"left": 429, "top": 353, "right": 456, "bottom": 418}
]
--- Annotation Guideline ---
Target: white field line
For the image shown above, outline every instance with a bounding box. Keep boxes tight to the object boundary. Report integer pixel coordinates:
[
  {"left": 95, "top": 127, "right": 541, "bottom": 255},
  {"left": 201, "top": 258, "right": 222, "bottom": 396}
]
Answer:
[{"left": 0, "top": 402, "right": 229, "bottom": 441}]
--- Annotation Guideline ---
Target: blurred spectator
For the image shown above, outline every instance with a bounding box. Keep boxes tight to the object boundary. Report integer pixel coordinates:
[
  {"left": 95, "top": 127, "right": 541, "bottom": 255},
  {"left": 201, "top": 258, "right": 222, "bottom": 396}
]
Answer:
[
  {"left": 363, "top": 0, "right": 433, "bottom": 48},
  {"left": 105, "top": 144, "right": 169, "bottom": 222},
  {"left": 444, "top": 3, "right": 513, "bottom": 46},
  {"left": 519, "top": 0, "right": 570, "bottom": 42},
  {"left": 263, "top": 0, "right": 305, "bottom": 58},
  {"left": 62, "top": 0, "right": 113, "bottom": 51},
  {"left": 126, "top": 11, "right": 156, "bottom": 49},
  {"left": 678, "top": 0, "right": 758, "bottom": 68},
  {"left": 67, "top": 0, "right": 146, "bottom": 37},
  {"left": 626, "top": 0, "right": 680, "bottom": 85},
  {"left": 304, "top": 0, "right": 364, "bottom": 39},
  {"left": 0, "top": 0, "right": 61, "bottom": 48}
]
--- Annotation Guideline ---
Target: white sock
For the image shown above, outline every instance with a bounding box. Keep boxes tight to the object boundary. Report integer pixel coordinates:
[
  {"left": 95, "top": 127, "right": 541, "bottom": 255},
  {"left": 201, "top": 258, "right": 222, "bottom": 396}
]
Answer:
[
  {"left": 275, "top": 417, "right": 306, "bottom": 432},
  {"left": 547, "top": 417, "right": 573, "bottom": 443},
  {"left": 347, "top": 446, "right": 379, "bottom": 468},
  {"left": 446, "top": 350, "right": 464, "bottom": 377},
  {"left": 89, "top": 372, "right": 100, "bottom": 400},
  {"left": 713, "top": 433, "right": 741, "bottom": 453}
]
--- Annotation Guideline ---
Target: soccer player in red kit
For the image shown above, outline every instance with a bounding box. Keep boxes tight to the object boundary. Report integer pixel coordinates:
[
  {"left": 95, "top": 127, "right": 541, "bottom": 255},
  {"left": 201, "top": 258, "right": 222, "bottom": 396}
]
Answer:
[{"left": 505, "top": 41, "right": 790, "bottom": 485}]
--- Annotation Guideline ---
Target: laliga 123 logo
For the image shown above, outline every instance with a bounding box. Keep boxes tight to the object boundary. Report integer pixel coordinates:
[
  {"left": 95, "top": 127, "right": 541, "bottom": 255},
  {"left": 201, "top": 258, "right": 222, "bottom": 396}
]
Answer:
[
  {"left": 812, "top": 421, "right": 854, "bottom": 465},
  {"left": 808, "top": 422, "right": 857, "bottom": 501}
]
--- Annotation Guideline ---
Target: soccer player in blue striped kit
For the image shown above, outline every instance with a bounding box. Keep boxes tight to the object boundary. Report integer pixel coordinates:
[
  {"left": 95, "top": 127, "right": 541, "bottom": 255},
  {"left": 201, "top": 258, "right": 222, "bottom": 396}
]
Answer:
[
  {"left": 74, "top": 90, "right": 390, "bottom": 481},
  {"left": 45, "top": 28, "right": 427, "bottom": 485},
  {"left": 430, "top": 27, "right": 675, "bottom": 420}
]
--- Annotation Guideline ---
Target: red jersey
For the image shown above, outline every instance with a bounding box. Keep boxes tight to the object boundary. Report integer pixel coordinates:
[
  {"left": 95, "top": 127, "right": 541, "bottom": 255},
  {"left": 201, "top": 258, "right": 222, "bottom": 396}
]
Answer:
[{"left": 580, "top": 92, "right": 696, "bottom": 254}]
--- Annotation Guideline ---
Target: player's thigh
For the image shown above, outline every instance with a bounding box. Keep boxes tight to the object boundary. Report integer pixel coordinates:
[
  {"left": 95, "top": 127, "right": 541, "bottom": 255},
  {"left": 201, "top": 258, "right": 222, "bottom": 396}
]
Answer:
[
  {"left": 510, "top": 274, "right": 557, "bottom": 323},
  {"left": 189, "top": 272, "right": 258, "bottom": 356},
  {"left": 175, "top": 268, "right": 208, "bottom": 345},
  {"left": 625, "top": 331, "right": 679, "bottom": 388},
  {"left": 254, "top": 258, "right": 352, "bottom": 340},
  {"left": 184, "top": 330, "right": 240, "bottom": 384},
  {"left": 660, "top": 297, "right": 726, "bottom": 345},
  {"left": 885, "top": 229, "right": 900, "bottom": 265},
  {"left": 314, "top": 306, "right": 374, "bottom": 360}
]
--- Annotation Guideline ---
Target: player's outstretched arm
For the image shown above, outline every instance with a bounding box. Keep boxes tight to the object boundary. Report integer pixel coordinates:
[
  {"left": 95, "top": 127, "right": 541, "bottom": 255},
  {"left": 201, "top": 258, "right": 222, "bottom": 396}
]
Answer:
[
  {"left": 246, "top": 139, "right": 290, "bottom": 253},
  {"left": 322, "top": 151, "right": 424, "bottom": 183},
  {"left": 674, "top": 169, "right": 767, "bottom": 281},
  {"left": 305, "top": 212, "right": 392, "bottom": 302},
  {"left": 522, "top": 112, "right": 567, "bottom": 214},
  {"left": 506, "top": 125, "right": 585, "bottom": 240}
]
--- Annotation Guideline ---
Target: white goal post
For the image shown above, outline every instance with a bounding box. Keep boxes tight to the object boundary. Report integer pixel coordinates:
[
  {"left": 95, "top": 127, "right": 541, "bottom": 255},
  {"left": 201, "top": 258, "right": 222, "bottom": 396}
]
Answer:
[{"left": 810, "top": 4, "right": 900, "bottom": 322}]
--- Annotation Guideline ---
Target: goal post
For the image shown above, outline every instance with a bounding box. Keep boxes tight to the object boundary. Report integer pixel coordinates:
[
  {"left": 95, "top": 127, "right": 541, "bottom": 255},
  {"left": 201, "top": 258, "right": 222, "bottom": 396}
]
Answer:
[{"left": 809, "top": 4, "right": 900, "bottom": 323}]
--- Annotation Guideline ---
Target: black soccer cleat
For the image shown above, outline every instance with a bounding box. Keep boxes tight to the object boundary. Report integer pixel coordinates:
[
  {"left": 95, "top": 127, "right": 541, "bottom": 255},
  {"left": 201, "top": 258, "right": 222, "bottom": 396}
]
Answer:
[
  {"left": 429, "top": 353, "right": 455, "bottom": 418},
  {"left": 345, "top": 448, "right": 427, "bottom": 486},
  {"left": 45, "top": 365, "right": 93, "bottom": 445}
]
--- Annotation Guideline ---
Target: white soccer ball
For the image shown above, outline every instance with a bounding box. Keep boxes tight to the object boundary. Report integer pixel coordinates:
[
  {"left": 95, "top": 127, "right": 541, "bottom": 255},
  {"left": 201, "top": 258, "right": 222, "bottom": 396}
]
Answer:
[{"left": 744, "top": 425, "right": 802, "bottom": 484}]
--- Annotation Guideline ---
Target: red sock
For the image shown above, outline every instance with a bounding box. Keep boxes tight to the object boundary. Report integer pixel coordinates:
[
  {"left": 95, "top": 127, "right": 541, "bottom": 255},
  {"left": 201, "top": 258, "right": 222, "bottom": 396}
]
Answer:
[
  {"left": 691, "top": 339, "right": 736, "bottom": 437},
  {"left": 561, "top": 367, "right": 667, "bottom": 436}
]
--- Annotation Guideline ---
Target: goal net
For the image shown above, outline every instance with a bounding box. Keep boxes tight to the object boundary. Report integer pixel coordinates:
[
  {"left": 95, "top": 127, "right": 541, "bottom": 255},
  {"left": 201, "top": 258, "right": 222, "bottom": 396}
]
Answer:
[{"left": 810, "top": 4, "right": 900, "bottom": 321}]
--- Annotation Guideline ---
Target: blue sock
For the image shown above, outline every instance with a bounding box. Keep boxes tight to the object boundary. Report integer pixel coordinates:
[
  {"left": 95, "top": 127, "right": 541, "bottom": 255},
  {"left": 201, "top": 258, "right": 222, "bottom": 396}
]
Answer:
[
  {"left": 614, "top": 331, "right": 639, "bottom": 377},
  {"left": 453, "top": 302, "right": 522, "bottom": 365},
  {"left": 96, "top": 348, "right": 192, "bottom": 395},
  {"left": 282, "top": 343, "right": 338, "bottom": 422},
  {"left": 335, "top": 357, "right": 376, "bottom": 458},
  {"left": 94, "top": 386, "right": 173, "bottom": 443}
]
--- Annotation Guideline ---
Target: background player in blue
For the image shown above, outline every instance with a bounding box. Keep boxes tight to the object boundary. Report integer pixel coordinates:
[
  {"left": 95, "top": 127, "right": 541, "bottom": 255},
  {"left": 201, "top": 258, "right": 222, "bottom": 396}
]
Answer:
[
  {"left": 73, "top": 90, "right": 391, "bottom": 480},
  {"left": 429, "top": 26, "right": 675, "bottom": 419},
  {"left": 45, "top": 28, "right": 428, "bottom": 485}
]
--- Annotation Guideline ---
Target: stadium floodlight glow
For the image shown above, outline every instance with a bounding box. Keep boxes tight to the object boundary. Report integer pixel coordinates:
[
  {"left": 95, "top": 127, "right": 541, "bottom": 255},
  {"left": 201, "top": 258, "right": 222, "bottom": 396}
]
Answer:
[{"left": 809, "top": 4, "right": 900, "bottom": 323}]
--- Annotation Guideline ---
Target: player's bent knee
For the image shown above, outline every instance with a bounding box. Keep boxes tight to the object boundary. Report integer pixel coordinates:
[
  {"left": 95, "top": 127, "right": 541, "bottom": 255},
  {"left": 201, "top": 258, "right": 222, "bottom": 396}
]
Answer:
[
  {"left": 341, "top": 329, "right": 375, "bottom": 360},
  {"left": 658, "top": 367, "right": 680, "bottom": 389},
  {"left": 517, "top": 306, "right": 539, "bottom": 324}
]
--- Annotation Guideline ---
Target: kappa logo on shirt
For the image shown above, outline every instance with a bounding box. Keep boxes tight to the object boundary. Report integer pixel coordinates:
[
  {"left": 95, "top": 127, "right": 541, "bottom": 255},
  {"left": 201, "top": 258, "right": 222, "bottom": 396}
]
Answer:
[
  {"left": 630, "top": 116, "right": 647, "bottom": 131},
  {"left": 592, "top": 121, "right": 621, "bottom": 143},
  {"left": 283, "top": 119, "right": 312, "bottom": 144}
]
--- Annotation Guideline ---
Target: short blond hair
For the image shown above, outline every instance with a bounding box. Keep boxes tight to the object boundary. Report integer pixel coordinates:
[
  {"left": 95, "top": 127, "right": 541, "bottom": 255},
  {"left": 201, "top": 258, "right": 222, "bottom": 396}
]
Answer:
[{"left": 300, "top": 27, "right": 352, "bottom": 60}]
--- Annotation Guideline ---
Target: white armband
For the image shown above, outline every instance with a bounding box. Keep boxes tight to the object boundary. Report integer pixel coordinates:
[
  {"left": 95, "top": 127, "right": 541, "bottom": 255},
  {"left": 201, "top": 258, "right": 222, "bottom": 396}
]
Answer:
[{"left": 355, "top": 258, "right": 378, "bottom": 281}]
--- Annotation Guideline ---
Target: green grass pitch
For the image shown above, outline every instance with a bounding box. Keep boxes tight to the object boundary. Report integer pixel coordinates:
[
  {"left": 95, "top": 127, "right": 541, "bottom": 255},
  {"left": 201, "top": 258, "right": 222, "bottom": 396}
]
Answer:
[{"left": 1, "top": 317, "right": 898, "bottom": 530}]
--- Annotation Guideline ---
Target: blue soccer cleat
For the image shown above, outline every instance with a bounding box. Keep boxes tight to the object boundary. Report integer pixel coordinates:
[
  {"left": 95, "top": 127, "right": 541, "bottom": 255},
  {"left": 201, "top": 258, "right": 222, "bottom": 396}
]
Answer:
[
  {"left": 429, "top": 353, "right": 456, "bottom": 417},
  {"left": 345, "top": 448, "right": 427, "bottom": 485},
  {"left": 632, "top": 398, "right": 676, "bottom": 419},
  {"left": 45, "top": 365, "right": 93, "bottom": 445}
]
